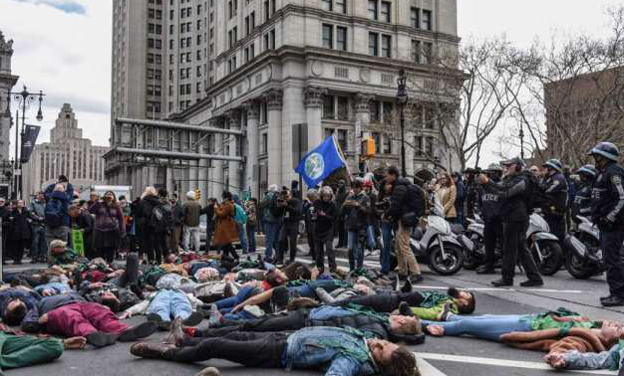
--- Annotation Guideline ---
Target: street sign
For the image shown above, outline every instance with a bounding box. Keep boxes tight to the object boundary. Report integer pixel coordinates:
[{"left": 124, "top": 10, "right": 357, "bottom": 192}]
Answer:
[{"left": 13, "top": 169, "right": 21, "bottom": 176}]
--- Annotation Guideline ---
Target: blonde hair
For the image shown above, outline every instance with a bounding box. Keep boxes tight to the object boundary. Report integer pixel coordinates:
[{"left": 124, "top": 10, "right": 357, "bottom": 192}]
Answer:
[{"left": 141, "top": 186, "right": 157, "bottom": 199}]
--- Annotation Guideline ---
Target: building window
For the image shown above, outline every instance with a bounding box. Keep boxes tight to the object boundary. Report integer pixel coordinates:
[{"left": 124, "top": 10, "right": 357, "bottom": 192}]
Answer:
[
  {"left": 382, "top": 101, "right": 393, "bottom": 123},
  {"left": 251, "top": 11, "right": 256, "bottom": 28},
  {"left": 368, "top": 0, "right": 378, "bottom": 20},
  {"left": 263, "top": 33, "right": 270, "bottom": 50},
  {"left": 423, "top": 42, "right": 433, "bottom": 64},
  {"left": 264, "top": 0, "right": 270, "bottom": 21},
  {"left": 321, "top": 0, "right": 332, "bottom": 11},
  {"left": 337, "top": 129, "right": 347, "bottom": 151},
  {"left": 383, "top": 135, "right": 392, "bottom": 154},
  {"left": 322, "top": 24, "right": 333, "bottom": 49},
  {"left": 380, "top": 1, "right": 390, "bottom": 22},
  {"left": 322, "top": 95, "right": 335, "bottom": 119},
  {"left": 422, "top": 9, "right": 432, "bottom": 31},
  {"left": 337, "top": 96, "right": 349, "bottom": 120},
  {"left": 424, "top": 106, "right": 435, "bottom": 129},
  {"left": 368, "top": 32, "right": 378, "bottom": 56},
  {"left": 245, "top": 16, "right": 250, "bottom": 36},
  {"left": 381, "top": 35, "right": 391, "bottom": 58},
  {"left": 336, "top": 26, "right": 347, "bottom": 51},
  {"left": 411, "top": 7, "right": 420, "bottom": 29},
  {"left": 411, "top": 40, "right": 421, "bottom": 63},
  {"left": 261, "top": 133, "right": 268, "bottom": 154},
  {"left": 370, "top": 100, "right": 380, "bottom": 122},
  {"left": 270, "top": 29, "right": 276, "bottom": 49},
  {"left": 262, "top": 102, "right": 268, "bottom": 123},
  {"left": 335, "top": 0, "right": 346, "bottom": 13}
]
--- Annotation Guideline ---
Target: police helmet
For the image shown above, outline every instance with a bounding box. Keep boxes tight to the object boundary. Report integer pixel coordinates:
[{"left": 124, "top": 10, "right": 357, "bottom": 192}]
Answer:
[
  {"left": 542, "top": 159, "right": 563, "bottom": 173},
  {"left": 485, "top": 163, "right": 503, "bottom": 173},
  {"left": 576, "top": 165, "right": 598, "bottom": 178},
  {"left": 500, "top": 157, "right": 525, "bottom": 170},
  {"left": 589, "top": 142, "right": 619, "bottom": 162}
]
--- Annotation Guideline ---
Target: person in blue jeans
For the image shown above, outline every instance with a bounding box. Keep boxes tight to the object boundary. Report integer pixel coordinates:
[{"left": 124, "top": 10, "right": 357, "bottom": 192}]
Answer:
[
  {"left": 260, "top": 186, "right": 281, "bottom": 261},
  {"left": 246, "top": 198, "right": 258, "bottom": 253},
  {"left": 343, "top": 179, "right": 371, "bottom": 271},
  {"left": 142, "top": 289, "right": 202, "bottom": 328},
  {"left": 131, "top": 326, "right": 418, "bottom": 376}
]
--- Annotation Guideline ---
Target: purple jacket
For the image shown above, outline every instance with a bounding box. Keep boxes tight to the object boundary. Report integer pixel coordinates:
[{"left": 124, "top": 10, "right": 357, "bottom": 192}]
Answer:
[{"left": 89, "top": 202, "right": 125, "bottom": 235}]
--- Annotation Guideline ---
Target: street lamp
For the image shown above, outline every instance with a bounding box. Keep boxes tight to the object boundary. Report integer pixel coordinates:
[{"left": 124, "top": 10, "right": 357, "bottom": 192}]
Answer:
[
  {"left": 8, "top": 86, "right": 45, "bottom": 199},
  {"left": 396, "top": 69, "right": 408, "bottom": 177}
]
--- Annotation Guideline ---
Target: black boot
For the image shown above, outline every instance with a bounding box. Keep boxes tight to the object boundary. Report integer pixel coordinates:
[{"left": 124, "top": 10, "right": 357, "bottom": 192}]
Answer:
[{"left": 491, "top": 278, "right": 513, "bottom": 287}]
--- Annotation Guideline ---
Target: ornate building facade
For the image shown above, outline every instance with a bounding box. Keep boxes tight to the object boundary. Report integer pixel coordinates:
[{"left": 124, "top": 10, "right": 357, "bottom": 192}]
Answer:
[{"left": 0, "top": 31, "right": 18, "bottom": 165}]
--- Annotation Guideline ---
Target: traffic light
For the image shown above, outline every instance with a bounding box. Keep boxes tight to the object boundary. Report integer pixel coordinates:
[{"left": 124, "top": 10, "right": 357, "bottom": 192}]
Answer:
[
  {"left": 361, "top": 137, "right": 376, "bottom": 158},
  {"left": 194, "top": 188, "right": 201, "bottom": 200}
]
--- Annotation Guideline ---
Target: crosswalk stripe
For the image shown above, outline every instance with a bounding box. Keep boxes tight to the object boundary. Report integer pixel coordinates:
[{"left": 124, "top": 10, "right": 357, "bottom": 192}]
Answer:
[
  {"left": 413, "top": 352, "right": 617, "bottom": 375},
  {"left": 417, "top": 359, "right": 448, "bottom": 376}
]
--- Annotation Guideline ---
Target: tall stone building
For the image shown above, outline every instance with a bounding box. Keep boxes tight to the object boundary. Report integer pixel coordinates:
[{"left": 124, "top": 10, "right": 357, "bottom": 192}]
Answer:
[
  {"left": 0, "top": 31, "right": 18, "bottom": 164},
  {"left": 23, "top": 104, "right": 108, "bottom": 199},
  {"left": 107, "top": 0, "right": 461, "bottom": 199}
]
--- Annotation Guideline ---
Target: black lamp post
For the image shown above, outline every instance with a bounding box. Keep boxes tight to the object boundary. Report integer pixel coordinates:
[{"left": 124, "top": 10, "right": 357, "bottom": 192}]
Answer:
[
  {"left": 396, "top": 69, "right": 408, "bottom": 177},
  {"left": 7, "top": 86, "right": 45, "bottom": 199}
]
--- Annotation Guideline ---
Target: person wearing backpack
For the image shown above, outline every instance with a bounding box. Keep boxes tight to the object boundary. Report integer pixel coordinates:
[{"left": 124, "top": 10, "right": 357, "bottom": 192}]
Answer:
[
  {"left": 259, "top": 185, "right": 282, "bottom": 262},
  {"left": 233, "top": 194, "right": 248, "bottom": 254},
  {"left": 182, "top": 191, "right": 202, "bottom": 253},
  {"left": 478, "top": 157, "right": 543, "bottom": 288},
  {"left": 89, "top": 191, "right": 125, "bottom": 263},
  {"left": 137, "top": 187, "right": 162, "bottom": 264},
  {"left": 44, "top": 176, "right": 74, "bottom": 248}
]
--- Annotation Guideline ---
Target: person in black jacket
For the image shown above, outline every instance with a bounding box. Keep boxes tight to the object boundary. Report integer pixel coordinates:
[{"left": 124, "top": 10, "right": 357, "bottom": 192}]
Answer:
[
  {"left": 343, "top": 178, "right": 371, "bottom": 271},
  {"left": 275, "top": 188, "right": 301, "bottom": 265},
  {"left": 136, "top": 187, "right": 162, "bottom": 264},
  {"left": 589, "top": 142, "right": 624, "bottom": 307},
  {"left": 169, "top": 306, "right": 423, "bottom": 345},
  {"left": 334, "top": 180, "right": 348, "bottom": 248},
  {"left": 534, "top": 159, "right": 569, "bottom": 248},
  {"left": 571, "top": 165, "right": 597, "bottom": 223},
  {"left": 6, "top": 200, "right": 33, "bottom": 264},
  {"left": 302, "top": 189, "right": 318, "bottom": 260},
  {"left": 314, "top": 186, "right": 338, "bottom": 273},
  {"left": 476, "top": 163, "right": 503, "bottom": 274},
  {"left": 68, "top": 204, "right": 95, "bottom": 259},
  {"left": 478, "top": 157, "right": 543, "bottom": 288},
  {"left": 386, "top": 166, "right": 424, "bottom": 284}
]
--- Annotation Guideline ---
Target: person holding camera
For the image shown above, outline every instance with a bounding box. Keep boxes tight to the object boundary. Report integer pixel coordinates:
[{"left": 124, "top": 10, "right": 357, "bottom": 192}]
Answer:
[
  {"left": 29, "top": 192, "right": 48, "bottom": 263},
  {"left": 276, "top": 188, "right": 301, "bottom": 265},
  {"left": 376, "top": 183, "right": 394, "bottom": 275},
  {"left": 342, "top": 178, "right": 371, "bottom": 271},
  {"left": 314, "top": 186, "right": 338, "bottom": 273},
  {"left": 478, "top": 157, "right": 543, "bottom": 288},
  {"left": 386, "top": 166, "right": 424, "bottom": 284}
]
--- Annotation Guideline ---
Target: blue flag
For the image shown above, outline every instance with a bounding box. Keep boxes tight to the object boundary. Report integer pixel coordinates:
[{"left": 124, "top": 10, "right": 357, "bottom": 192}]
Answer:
[{"left": 295, "top": 135, "right": 347, "bottom": 188}]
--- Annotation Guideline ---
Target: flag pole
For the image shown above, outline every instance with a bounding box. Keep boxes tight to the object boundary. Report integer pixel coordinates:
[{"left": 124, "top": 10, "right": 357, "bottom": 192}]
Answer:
[{"left": 333, "top": 135, "right": 353, "bottom": 185}]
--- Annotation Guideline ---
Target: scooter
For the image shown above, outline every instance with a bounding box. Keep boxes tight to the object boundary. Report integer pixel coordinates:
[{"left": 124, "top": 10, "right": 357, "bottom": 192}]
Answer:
[
  {"left": 459, "top": 215, "right": 484, "bottom": 270},
  {"left": 527, "top": 212, "right": 564, "bottom": 276},
  {"left": 407, "top": 200, "right": 465, "bottom": 275},
  {"left": 564, "top": 216, "right": 605, "bottom": 279}
]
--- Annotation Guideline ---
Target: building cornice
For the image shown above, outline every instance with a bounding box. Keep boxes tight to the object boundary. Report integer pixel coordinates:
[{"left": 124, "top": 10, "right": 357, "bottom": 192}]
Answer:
[{"left": 0, "top": 73, "right": 19, "bottom": 86}]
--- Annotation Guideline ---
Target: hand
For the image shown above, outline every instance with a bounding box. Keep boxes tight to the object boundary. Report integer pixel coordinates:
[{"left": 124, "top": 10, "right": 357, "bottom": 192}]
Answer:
[
  {"left": 117, "top": 311, "right": 131, "bottom": 320},
  {"left": 63, "top": 337, "right": 87, "bottom": 350},
  {"left": 231, "top": 304, "right": 244, "bottom": 313},
  {"left": 318, "top": 211, "right": 325, "bottom": 216},
  {"left": 427, "top": 325, "right": 445, "bottom": 336},
  {"left": 38, "top": 314, "right": 48, "bottom": 324},
  {"left": 42, "top": 289, "right": 54, "bottom": 297},
  {"left": 544, "top": 352, "right": 566, "bottom": 369},
  {"left": 477, "top": 174, "right": 489, "bottom": 185}
]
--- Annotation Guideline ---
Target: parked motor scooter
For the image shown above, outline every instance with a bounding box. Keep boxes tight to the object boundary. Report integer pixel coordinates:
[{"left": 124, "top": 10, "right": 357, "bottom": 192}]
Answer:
[
  {"left": 527, "top": 211, "right": 564, "bottom": 276},
  {"left": 564, "top": 216, "right": 605, "bottom": 279}
]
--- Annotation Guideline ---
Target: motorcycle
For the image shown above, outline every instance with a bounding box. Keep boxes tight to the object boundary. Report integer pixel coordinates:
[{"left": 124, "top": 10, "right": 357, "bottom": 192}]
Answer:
[
  {"left": 527, "top": 212, "right": 564, "bottom": 276},
  {"left": 459, "top": 215, "right": 485, "bottom": 270},
  {"left": 407, "top": 200, "right": 465, "bottom": 275},
  {"left": 564, "top": 216, "right": 605, "bottom": 279}
]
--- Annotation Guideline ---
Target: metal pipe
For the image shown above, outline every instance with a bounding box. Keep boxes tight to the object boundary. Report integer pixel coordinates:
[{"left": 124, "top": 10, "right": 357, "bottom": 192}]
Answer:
[
  {"left": 116, "top": 118, "right": 244, "bottom": 136},
  {"left": 113, "top": 147, "right": 244, "bottom": 162}
]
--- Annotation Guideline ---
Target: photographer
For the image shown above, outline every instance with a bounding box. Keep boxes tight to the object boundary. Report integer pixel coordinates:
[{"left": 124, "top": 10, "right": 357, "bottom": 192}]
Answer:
[
  {"left": 376, "top": 182, "right": 394, "bottom": 275},
  {"left": 29, "top": 192, "right": 48, "bottom": 263},
  {"left": 478, "top": 157, "right": 543, "bottom": 288},
  {"left": 259, "top": 185, "right": 281, "bottom": 262},
  {"left": 342, "top": 178, "right": 370, "bottom": 271},
  {"left": 386, "top": 166, "right": 424, "bottom": 284},
  {"left": 475, "top": 164, "right": 503, "bottom": 275},
  {"left": 302, "top": 189, "right": 319, "bottom": 260},
  {"left": 275, "top": 188, "right": 301, "bottom": 265},
  {"left": 314, "top": 186, "right": 338, "bottom": 273}
]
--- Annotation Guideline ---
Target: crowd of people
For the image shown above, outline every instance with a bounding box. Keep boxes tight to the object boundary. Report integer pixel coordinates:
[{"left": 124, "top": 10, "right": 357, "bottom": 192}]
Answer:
[{"left": 0, "top": 142, "right": 620, "bottom": 375}]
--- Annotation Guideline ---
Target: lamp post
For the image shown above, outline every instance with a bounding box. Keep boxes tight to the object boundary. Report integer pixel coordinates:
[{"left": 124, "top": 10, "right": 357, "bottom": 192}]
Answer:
[
  {"left": 396, "top": 69, "right": 408, "bottom": 177},
  {"left": 519, "top": 120, "right": 525, "bottom": 160},
  {"left": 7, "top": 86, "right": 45, "bottom": 199}
]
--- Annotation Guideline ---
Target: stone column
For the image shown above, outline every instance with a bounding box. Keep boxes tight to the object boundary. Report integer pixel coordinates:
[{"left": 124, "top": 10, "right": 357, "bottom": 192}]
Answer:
[
  {"left": 405, "top": 100, "right": 417, "bottom": 176},
  {"left": 198, "top": 145, "right": 208, "bottom": 206},
  {"left": 304, "top": 86, "right": 327, "bottom": 152},
  {"left": 243, "top": 100, "right": 260, "bottom": 199},
  {"left": 354, "top": 93, "right": 374, "bottom": 173},
  {"left": 263, "top": 89, "right": 283, "bottom": 187},
  {"left": 226, "top": 110, "right": 241, "bottom": 195},
  {"left": 212, "top": 119, "right": 224, "bottom": 197},
  {"left": 166, "top": 167, "right": 174, "bottom": 195}
]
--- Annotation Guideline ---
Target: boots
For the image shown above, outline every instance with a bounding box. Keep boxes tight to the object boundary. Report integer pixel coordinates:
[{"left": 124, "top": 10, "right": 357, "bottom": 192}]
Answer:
[{"left": 130, "top": 342, "right": 176, "bottom": 359}]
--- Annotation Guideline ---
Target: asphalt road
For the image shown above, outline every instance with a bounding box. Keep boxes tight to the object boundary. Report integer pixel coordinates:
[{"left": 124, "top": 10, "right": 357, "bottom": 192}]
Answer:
[{"left": 4, "top": 246, "right": 623, "bottom": 376}]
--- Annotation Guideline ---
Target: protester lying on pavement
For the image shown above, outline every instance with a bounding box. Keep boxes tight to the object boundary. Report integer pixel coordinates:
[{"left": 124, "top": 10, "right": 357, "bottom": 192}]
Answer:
[
  {"left": 423, "top": 308, "right": 607, "bottom": 341},
  {"left": 120, "top": 288, "right": 204, "bottom": 330},
  {"left": 130, "top": 326, "right": 419, "bottom": 376},
  {"left": 175, "top": 304, "right": 424, "bottom": 344}
]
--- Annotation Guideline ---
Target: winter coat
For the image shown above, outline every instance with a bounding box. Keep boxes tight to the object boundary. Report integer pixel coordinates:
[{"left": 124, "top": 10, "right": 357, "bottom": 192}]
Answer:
[
  {"left": 44, "top": 183, "right": 74, "bottom": 227},
  {"left": 136, "top": 195, "right": 161, "bottom": 231},
  {"left": 183, "top": 200, "right": 202, "bottom": 227},
  {"left": 313, "top": 199, "right": 338, "bottom": 239},
  {"left": 6, "top": 209, "right": 33, "bottom": 241},
  {"left": 343, "top": 191, "right": 370, "bottom": 232},
  {"left": 89, "top": 202, "right": 125, "bottom": 235},
  {"left": 212, "top": 200, "right": 239, "bottom": 247},
  {"left": 436, "top": 185, "right": 457, "bottom": 219}
]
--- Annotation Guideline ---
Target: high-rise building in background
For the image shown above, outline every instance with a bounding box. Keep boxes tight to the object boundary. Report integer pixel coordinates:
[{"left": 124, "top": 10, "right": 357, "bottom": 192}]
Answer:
[
  {"left": 23, "top": 103, "right": 108, "bottom": 199},
  {"left": 107, "top": 0, "right": 461, "bottom": 200},
  {"left": 0, "top": 31, "right": 17, "bottom": 164}
]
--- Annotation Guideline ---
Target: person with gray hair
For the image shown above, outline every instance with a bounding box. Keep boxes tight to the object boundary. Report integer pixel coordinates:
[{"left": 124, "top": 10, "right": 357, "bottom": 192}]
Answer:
[
  {"left": 314, "top": 186, "right": 338, "bottom": 272},
  {"left": 303, "top": 189, "right": 319, "bottom": 260}
]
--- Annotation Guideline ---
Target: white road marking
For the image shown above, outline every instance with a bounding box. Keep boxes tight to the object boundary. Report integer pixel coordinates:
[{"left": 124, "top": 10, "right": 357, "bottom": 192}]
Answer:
[
  {"left": 418, "top": 358, "right": 448, "bottom": 376},
  {"left": 413, "top": 352, "right": 617, "bottom": 375}
]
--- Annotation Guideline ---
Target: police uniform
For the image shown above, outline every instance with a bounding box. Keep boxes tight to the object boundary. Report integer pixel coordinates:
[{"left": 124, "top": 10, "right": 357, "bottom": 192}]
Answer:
[
  {"left": 591, "top": 162, "right": 624, "bottom": 300},
  {"left": 537, "top": 172, "right": 569, "bottom": 243},
  {"left": 477, "top": 181, "right": 502, "bottom": 271},
  {"left": 571, "top": 181, "right": 592, "bottom": 221}
]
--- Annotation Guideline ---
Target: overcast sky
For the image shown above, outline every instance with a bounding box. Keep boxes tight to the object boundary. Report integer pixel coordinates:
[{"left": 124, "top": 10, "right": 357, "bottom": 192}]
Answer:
[{"left": 0, "top": 0, "right": 622, "bottom": 164}]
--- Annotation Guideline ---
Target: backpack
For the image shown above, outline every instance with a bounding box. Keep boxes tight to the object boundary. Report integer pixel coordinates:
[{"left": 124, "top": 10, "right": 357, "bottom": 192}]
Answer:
[
  {"left": 44, "top": 198, "right": 64, "bottom": 228},
  {"left": 234, "top": 203, "right": 248, "bottom": 224},
  {"left": 522, "top": 171, "right": 539, "bottom": 210},
  {"left": 400, "top": 183, "right": 426, "bottom": 227},
  {"left": 151, "top": 203, "right": 173, "bottom": 232}
]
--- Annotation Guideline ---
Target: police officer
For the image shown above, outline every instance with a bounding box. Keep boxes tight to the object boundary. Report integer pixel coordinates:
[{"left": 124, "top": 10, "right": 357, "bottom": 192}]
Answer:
[
  {"left": 589, "top": 142, "right": 624, "bottom": 307},
  {"left": 476, "top": 163, "right": 503, "bottom": 274},
  {"left": 535, "top": 159, "right": 569, "bottom": 247},
  {"left": 571, "top": 165, "right": 597, "bottom": 223},
  {"left": 478, "top": 157, "right": 543, "bottom": 287}
]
